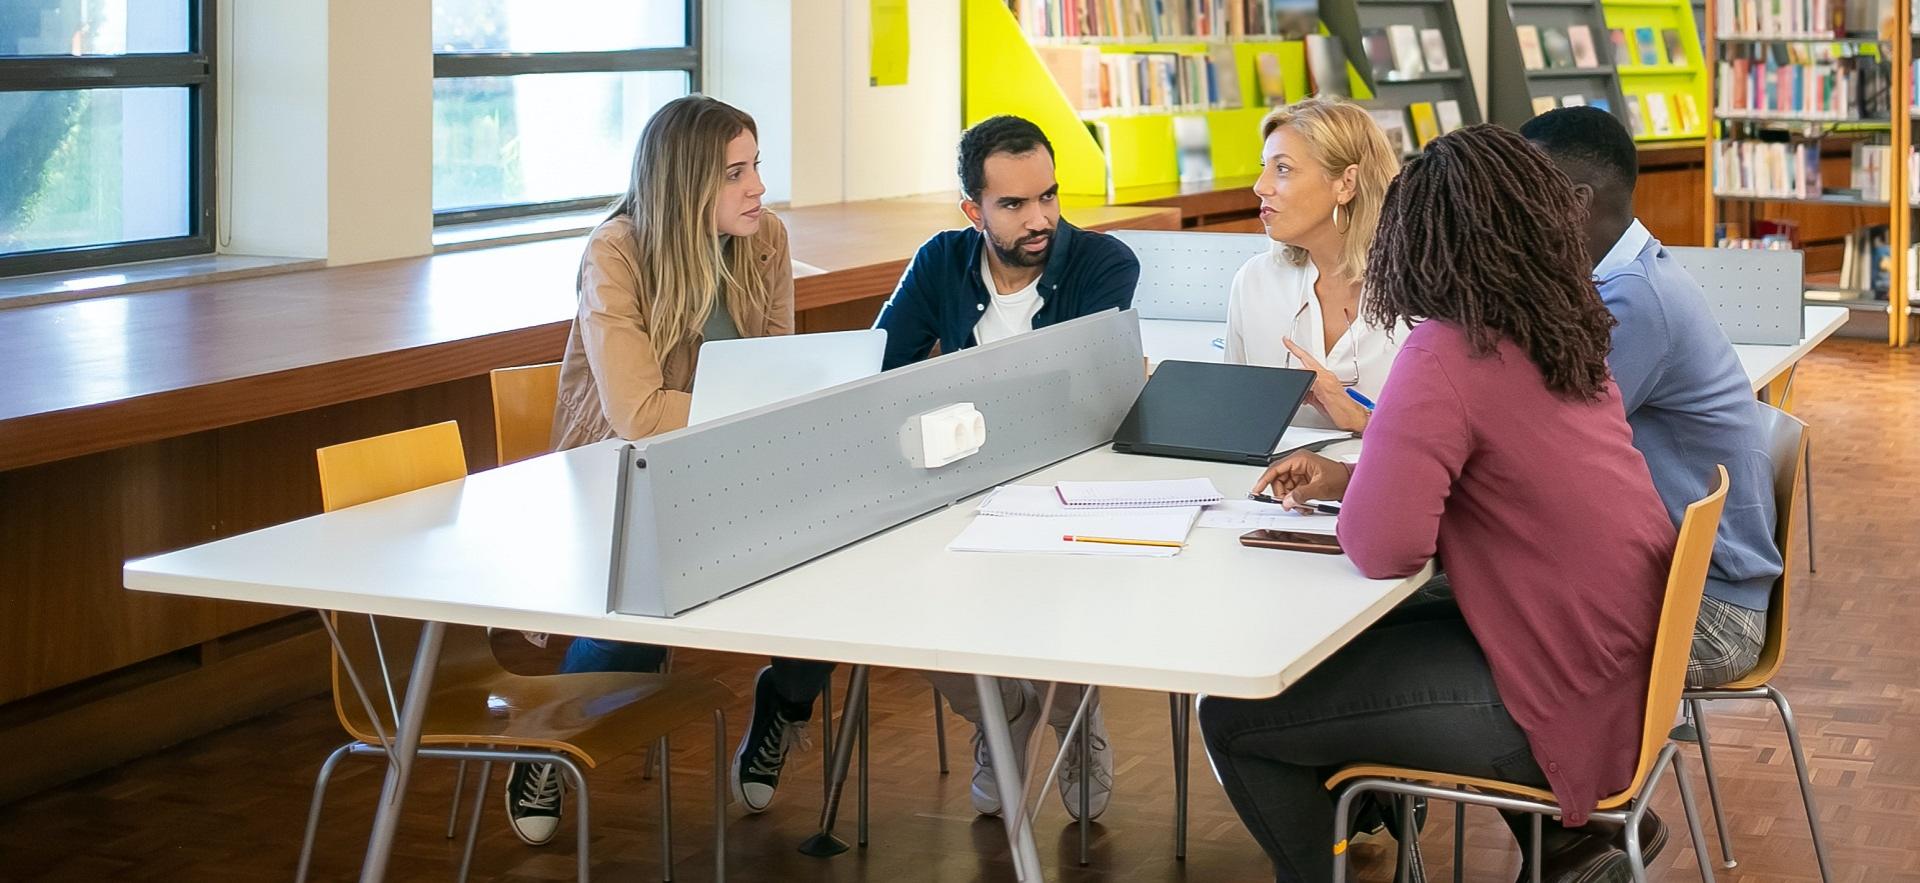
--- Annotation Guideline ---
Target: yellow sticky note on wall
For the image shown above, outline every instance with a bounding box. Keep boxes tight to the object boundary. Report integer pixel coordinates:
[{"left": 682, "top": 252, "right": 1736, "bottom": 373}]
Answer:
[{"left": 871, "top": 0, "right": 910, "bottom": 87}]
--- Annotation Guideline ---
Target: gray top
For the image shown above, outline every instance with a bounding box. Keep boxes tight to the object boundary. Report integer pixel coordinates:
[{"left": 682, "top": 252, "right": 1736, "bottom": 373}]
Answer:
[{"left": 702, "top": 302, "right": 741, "bottom": 343}]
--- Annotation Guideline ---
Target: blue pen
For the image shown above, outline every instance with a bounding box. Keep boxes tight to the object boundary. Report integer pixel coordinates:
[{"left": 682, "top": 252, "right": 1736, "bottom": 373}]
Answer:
[{"left": 1345, "top": 388, "right": 1376, "bottom": 411}]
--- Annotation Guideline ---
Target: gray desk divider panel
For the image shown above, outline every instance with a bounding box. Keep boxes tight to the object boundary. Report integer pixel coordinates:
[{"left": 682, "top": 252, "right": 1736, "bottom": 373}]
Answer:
[
  {"left": 1667, "top": 246, "right": 1804, "bottom": 345},
  {"left": 607, "top": 309, "right": 1149, "bottom": 617},
  {"left": 1109, "top": 229, "right": 1267, "bottom": 321}
]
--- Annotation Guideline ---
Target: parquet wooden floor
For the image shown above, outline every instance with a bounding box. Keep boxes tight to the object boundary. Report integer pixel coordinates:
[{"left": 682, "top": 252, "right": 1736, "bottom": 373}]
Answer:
[{"left": 1, "top": 339, "right": 1916, "bottom": 882}]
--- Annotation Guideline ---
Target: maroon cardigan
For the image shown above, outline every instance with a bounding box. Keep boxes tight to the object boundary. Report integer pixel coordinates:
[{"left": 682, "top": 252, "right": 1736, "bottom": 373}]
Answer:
[{"left": 1337, "top": 321, "right": 1674, "bottom": 824}]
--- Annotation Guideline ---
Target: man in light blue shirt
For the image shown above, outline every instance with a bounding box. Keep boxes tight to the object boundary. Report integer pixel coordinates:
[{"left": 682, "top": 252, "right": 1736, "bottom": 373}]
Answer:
[{"left": 1523, "top": 107, "right": 1784, "bottom": 690}]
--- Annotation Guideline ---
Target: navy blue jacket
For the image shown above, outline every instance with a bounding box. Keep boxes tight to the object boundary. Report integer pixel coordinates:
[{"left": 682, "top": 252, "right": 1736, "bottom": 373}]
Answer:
[{"left": 872, "top": 219, "right": 1141, "bottom": 370}]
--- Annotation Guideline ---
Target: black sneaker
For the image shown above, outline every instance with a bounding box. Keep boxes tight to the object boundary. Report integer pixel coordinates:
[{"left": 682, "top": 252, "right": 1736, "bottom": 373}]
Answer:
[
  {"left": 503, "top": 762, "right": 565, "bottom": 845},
  {"left": 730, "top": 665, "right": 812, "bottom": 813}
]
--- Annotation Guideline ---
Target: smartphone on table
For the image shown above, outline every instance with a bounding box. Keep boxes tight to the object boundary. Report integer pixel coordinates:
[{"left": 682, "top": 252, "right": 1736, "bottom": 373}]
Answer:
[{"left": 1239, "top": 529, "right": 1342, "bottom": 554}]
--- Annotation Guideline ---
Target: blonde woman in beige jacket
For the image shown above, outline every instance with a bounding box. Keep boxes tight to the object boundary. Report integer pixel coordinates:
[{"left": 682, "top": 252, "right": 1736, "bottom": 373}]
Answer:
[{"left": 509, "top": 97, "right": 829, "bottom": 846}]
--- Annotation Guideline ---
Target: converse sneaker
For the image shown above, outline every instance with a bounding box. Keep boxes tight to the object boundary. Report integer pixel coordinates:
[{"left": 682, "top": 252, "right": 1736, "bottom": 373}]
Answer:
[
  {"left": 969, "top": 686, "right": 1043, "bottom": 816},
  {"left": 502, "top": 762, "right": 565, "bottom": 845},
  {"left": 1055, "top": 703, "right": 1114, "bottom": 821},
  {"left": 731, "top": 665, "right": 813, "bottom": 813}
]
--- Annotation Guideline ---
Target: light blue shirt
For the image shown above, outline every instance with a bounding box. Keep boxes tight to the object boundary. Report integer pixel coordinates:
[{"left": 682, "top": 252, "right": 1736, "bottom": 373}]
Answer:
[{"left": 1596, "top": 222, "right": 1783, "bottom": 610}]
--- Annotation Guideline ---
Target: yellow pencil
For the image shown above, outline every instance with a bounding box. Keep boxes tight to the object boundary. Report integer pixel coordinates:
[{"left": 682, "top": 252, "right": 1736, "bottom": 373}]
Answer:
[{"left": 1062, "top": 534, "right": 1185, "bottom": 549}]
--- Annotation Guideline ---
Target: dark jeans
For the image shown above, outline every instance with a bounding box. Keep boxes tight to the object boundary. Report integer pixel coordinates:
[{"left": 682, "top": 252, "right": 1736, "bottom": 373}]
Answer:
[
  {"left": 1198, "top": 600, "right": 1549, "bottom": 883},
  {"left": 560, "top": 638, "right": 835, "bottom": 718}
]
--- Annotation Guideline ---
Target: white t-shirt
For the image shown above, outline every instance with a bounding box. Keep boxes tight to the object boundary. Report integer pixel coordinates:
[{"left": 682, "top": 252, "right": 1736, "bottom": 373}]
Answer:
[
  {"left": 1224, "top": 244, "right": 1406, "bottom": 432},
  {"left": 972, "top": 253, "right": 1046, "bottom": 346}
]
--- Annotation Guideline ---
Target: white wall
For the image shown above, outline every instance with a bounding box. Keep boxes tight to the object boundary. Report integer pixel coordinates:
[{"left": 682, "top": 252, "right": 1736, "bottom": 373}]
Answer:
[
  {"left": 1456, "top": 0, "right": 1490, "bottom": 119},
  {"left": 707, "top": 0, "right": 798, "bottom": 205},
  {"left": 219, "top": 0, "right": 329, "bottom": 259}
]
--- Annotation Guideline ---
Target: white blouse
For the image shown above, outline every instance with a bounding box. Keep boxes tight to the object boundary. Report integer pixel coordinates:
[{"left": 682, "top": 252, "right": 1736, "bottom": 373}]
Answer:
[{"left": 1224, "top": 244, "right": 1407, "bottom": 432}]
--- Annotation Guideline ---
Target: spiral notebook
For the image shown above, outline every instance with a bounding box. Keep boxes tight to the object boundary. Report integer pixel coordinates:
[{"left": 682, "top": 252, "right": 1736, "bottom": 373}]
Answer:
[{"left": 1053, "top": 479, "right": 1223, "bottom": 509}]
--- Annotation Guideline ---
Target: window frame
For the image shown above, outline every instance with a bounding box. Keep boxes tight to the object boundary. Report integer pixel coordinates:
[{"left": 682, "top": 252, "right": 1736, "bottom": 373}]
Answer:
[
  {"left": 0, "top": 0, "right": 217, "bottom": 278},
  {"left": 430, "top": 2, "right": 703, "bottom": 226}
]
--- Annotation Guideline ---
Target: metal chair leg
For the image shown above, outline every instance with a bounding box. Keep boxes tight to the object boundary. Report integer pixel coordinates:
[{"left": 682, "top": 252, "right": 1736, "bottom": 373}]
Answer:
[
  {"left": 294, "top": 742, "right": 355, "bottom": 883},
  {"left": 1669, "top": 751, "right": 1719, "bottom": 883},
  {"left": 857, "top": 675, "right": 870, "bottom": 848},
  {"left": 713, "top": 709, "right": 728, "bottom": 883},
  {"left": 1451, "top": 797, "right": 1464, "bottom": 883},
  {"left": 455, "top": 761, "right": 494, "bottom": 883},
  {"left": 1768, "top": 686, "right": 1833, "bottom": 883},
  {"left": 447, "top": 758, "right": 469, "bottom": 838},
  {"left": 1687, "top": 699, "right": 1738, "bottom": 868},
  {"left": 1169, "top": 692, "right": 1190, "bottom": 860},
  {"left": 657, "top": 735, "right": 673, "bottom": 882},
  {"left": 1804, "top": 439, "right": 1817, "bottom": 573},
  {"left": 1079, "top": 686, "right": 1093, "bottom": 866},
  {"left": 933, "top": 689, "right": 950, "bottom": 775}
]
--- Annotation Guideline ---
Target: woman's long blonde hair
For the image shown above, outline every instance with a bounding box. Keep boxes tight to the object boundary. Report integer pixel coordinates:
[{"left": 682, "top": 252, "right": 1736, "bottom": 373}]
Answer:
[
  {"left": 610, "top": 95, "right": 770, "bottom": 366},
  {"left": 1261, "top": 98, "right": 1400, "bottom": 284}
]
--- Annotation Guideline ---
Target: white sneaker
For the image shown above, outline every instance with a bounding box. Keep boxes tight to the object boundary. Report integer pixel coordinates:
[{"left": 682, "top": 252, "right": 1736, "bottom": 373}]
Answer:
[
  {"left": 1055, "top": 703, "right": 1113, "bottom": 821},
  {"left": 969, "top": 687, "right": 1043, "bottom": 816}
]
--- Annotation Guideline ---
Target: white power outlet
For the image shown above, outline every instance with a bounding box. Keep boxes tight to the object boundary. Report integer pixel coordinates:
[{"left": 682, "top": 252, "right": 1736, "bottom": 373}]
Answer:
[{"left": 905, "top": 403, "right": 987, "bottom": 468}]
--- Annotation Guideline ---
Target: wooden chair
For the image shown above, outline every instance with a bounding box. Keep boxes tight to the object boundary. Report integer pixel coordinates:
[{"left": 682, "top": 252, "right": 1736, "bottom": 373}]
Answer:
[
  {"left": 1326, "top": 467, "right": 1731, "bottom": 883},
  {"left": 1684, "top": 406, "right": 1830, "bottom": 881},
  {"left": 295, "top": 420, "right": 733, "bottom": 883},
  {"left": 490, "top": 362, "right": 562, "bottom": 466}
]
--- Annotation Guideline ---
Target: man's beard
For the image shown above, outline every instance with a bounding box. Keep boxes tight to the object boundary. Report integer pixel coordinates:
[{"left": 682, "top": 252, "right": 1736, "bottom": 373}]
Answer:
[{"left": 988, "top": 227, "right": 1055, "bottom": 269}]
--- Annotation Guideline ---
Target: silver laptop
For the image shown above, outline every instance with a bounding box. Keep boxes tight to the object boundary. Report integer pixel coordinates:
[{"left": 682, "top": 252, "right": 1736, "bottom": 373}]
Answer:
[{"left": 687, "top": 329, "right": 888, "bottom": 425}]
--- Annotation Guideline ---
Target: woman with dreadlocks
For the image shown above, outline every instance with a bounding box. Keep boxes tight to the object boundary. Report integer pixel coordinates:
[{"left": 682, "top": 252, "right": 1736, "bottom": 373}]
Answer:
[{"left": 1197, "top": 125, "right": 1677, "bottom": 883}]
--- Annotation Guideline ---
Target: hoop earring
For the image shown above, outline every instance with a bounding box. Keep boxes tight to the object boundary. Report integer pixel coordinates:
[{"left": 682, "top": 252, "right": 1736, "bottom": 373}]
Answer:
[{"left": 1331, "top": 203, "right": 1352, "bottom": 235}]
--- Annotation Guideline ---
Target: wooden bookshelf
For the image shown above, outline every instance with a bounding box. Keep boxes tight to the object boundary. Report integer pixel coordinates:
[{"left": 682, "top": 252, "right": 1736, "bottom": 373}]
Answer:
[{"left": 1702, "top": 0, "right": 1914, "bottom": 344}]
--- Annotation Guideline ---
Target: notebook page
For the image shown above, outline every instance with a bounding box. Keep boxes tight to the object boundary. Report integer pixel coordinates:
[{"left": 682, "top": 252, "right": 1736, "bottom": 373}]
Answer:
[{"left": 947, "top": 508, "right": 1200, "bottom": 557}]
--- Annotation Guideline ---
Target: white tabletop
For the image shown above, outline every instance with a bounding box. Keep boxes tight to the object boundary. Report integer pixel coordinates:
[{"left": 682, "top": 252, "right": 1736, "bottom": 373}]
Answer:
[
  {"left": 1142, "top": 304, "right": 1850, "bottom": 395},
  {"left": 126, "top": 444, "right": 1428, "bottom": 699}
]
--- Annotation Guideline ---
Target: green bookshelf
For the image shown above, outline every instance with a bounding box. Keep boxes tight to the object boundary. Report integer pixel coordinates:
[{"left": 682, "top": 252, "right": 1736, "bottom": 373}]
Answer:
[
  {"left": 963, "top": 0, "right": 1378, "bottom": 198},
  {"left": 1602, "top": 0, "right": 1710, "bottom": 141}
]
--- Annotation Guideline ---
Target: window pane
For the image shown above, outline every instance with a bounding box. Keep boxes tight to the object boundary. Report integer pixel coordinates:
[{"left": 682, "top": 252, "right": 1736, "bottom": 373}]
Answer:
[
  {"left": 0, "top": 87, "right": 192, "bottom": 257},
  {"left": 0, "top": 1, "right": 191, "bottom": 56},
  {"left": 432, "top": 0, "right": 687, "bottom": 53},
  {"left": 433, "top": 71, "right": 689, "bottom": 213}
]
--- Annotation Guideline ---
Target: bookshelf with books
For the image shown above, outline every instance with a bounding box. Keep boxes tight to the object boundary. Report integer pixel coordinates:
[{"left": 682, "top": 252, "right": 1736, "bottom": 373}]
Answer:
[
  {"left": 1704, "top": 0, "right": 1915, "bottom": 343},
  {"left": 1489, "top": 0, "right": 1638, "bottom": 134},
  {"left": 966, "top": 0, "right": 1366, "bottom": 199},
  {"left": 1602, "top": 0, "right": 1713, "bottom": 141},
  {"left": 1318, "top": 0, "right": 1485, "bottom": 154}
]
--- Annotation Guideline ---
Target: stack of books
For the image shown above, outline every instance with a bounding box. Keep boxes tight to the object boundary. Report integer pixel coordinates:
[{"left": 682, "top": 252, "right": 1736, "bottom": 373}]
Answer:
[
  {"left": 1714, "top": 44, "right": 1890, "bottom": 120},
  {"left": 1361, "top": 24, "right": 1455, "bottom": 81},
  {"left": 1711, "top": 138, "right": 1824, "bottom": 197},
  {"left": 1851, "top": 141, "right": 1893, "bottom": 201},
  {"left": 1037, "top": 46, "right": 1244, "bottom": 113},
  {"left": 1518, "top": 24, "right": 1606, "bottom": 70},
  {"left": 1714, "top": 0, "right": 1890, "bottom": 38},
  {"left": 1009, "top": 0, "right": 1317, "bottom": 42},
  {"left": 1832, "top": 224, "right": 1892, "bottom": 297}
]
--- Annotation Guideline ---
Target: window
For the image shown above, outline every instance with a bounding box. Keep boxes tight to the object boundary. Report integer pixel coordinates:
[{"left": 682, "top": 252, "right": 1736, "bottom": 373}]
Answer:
[
  {"left": 432, "top": 0, "right": 699, "bottom": 225},
  {"left": 0, "top": 1, "right": 214, "bottom": 276}
]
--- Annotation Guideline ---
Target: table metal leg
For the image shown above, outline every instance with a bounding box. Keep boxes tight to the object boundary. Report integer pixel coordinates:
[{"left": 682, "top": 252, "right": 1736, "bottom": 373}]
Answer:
[
  {"left": 798, "top": 664, "right": 869, "bottom": 857},
  {"left": 1170, "top": 692, "right": 1190, "bottom": 860},
  {"left": 357, "top": 620, "right": 446, "bottom": 883},
  {"left": 976, "top": 674, "right": 1043, "bottom": 882}
]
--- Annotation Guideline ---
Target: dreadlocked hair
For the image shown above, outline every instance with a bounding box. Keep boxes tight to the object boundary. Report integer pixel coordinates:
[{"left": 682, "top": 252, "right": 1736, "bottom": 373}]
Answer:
[{"left": 1362, "top": 124, "right": 1617, "bottom": 402}]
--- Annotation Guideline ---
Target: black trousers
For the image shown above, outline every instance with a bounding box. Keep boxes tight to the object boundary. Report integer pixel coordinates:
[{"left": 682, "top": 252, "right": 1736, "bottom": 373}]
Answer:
[{"left": 1198, "top": 599, "right": 1549, "bottom": 882}]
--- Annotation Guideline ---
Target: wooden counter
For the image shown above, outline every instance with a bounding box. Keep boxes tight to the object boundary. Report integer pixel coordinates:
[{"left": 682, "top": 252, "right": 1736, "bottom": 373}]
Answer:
[{"left": 0, "top": 193, "right": 1176, "bottom": 801}]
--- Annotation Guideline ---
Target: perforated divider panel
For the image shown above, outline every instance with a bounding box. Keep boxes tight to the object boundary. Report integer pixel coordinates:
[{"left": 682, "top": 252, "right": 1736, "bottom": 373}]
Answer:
[
  {"left": 1667, "top": 247, "right": 1804, "bottom": 346},
  {"left": 607, "top": 309, "right": 1149, "bottom": 616},
  {"left": 1109, "top": 230, "right": 1268, "bottom": 321}
]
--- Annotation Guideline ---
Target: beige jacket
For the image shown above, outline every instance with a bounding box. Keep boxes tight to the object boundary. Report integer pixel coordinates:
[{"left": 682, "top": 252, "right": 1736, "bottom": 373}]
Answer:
[{"left": 551, "top": 211, "right": 794, "bottom": 451}]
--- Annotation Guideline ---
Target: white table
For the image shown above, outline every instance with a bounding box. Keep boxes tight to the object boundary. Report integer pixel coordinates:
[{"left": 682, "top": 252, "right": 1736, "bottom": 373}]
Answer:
[
  {"left": 1143, "top": 304, "right": 1851, "bottom": 396},
  {"left": 126, "top": 443, "right": 1430, "bottom": 881}
]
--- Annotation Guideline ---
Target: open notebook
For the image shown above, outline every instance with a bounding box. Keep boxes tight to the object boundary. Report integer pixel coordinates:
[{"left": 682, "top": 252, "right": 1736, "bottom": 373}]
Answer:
[{"left": 1054, "top": 478, "right": 1223, "bottom": 508}]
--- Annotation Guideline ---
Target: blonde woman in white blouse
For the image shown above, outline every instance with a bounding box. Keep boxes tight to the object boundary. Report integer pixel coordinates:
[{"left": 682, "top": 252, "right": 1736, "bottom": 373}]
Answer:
[{"left": 1226, "top": 98, "right": 1404, "bottom": 433}]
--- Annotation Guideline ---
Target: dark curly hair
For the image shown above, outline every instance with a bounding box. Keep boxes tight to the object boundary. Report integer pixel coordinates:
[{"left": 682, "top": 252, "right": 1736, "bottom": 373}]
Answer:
[
  {"left": 1362, "top": 124, "right": 1617, "bottom": 401},
  {"left": 958, "top": 115, "right": 1054, "bottom": 202}
]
